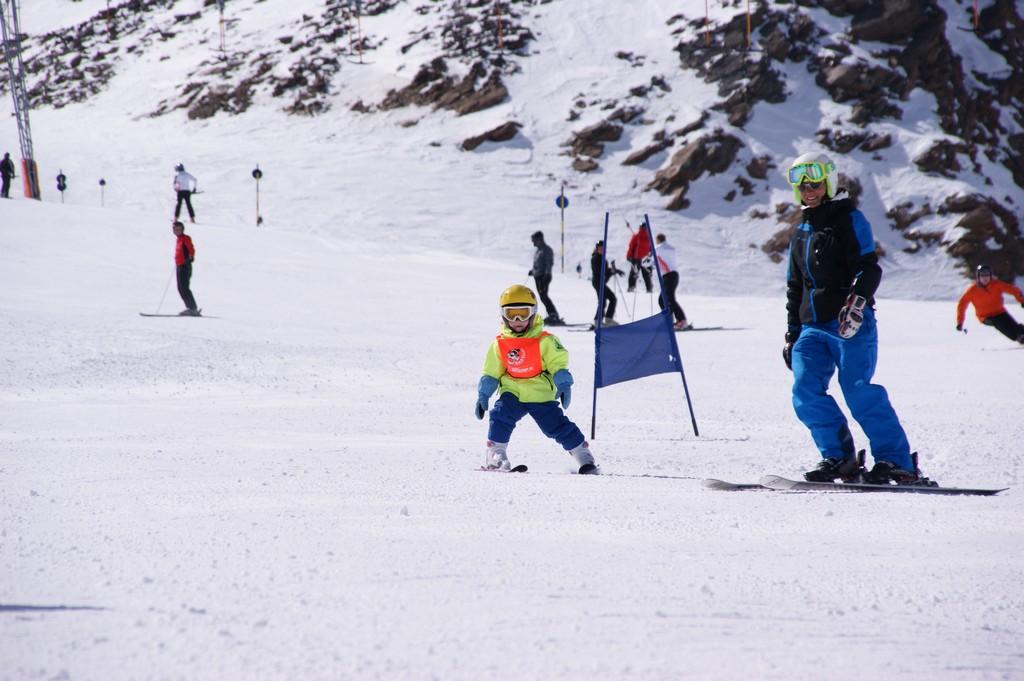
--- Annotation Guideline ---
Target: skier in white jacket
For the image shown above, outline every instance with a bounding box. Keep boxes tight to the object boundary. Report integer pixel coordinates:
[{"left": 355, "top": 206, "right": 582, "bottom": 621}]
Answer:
[
  {"left": 173, "top": 163, "right": 198, "bottom": 222},
  {"left": 654, "top": 233, "right": 691, "bottom": 330}
]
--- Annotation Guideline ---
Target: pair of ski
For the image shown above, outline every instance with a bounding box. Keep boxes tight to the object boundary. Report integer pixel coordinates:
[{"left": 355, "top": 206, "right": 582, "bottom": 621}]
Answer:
[
  {"left": 480, "top": 463, "right": 598, "bottom": 475},
  {"left": 704, "top": 475, "right": 1006, "bottom": 496}
]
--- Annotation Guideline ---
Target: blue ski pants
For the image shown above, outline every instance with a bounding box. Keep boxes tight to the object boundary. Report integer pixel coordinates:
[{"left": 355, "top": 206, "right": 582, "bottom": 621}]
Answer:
[
  {"left": 488, "top": 392, "right": 585, "bottom": 450},
  {"left": 791, "top": 308, "right": 912, "bottom": 469}
]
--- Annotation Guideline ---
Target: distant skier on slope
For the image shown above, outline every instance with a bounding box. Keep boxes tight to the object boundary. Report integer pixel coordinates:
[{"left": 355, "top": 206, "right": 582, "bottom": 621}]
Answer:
[
  {"left": 781, "top": 152, "right": 932, "bottom": 486},
  {"left": 590, "top": 241, "right": 620, "bottom": 326},
  {"left": 172, "top": 221, "right": 200, "bottom": 316},
  {"left": 956, "top": 264, "right": 1024, "bottom": 344},
  {"left": 474, "top": 284, "right": 598, "bottom": 474},
  {"left": 625, "top": 224, "right": 653, "bottom": 294},
  {"left": 653, "top": 233, "right": 691, "bottom": 331},
  {"left": 528, "top": 230, "right": 564, "bottom": 326},
  {"left": 0, "top": 152, "right": 16, "bottom": 199},
  {"left": 173, "top": 163, "right": 198, "bottom": 223}
]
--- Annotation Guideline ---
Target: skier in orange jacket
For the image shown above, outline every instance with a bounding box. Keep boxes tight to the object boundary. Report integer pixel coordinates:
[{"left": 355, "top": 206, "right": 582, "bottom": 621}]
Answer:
[{"left": 956, "top": 264, "right": 1024, "bottom": 344}]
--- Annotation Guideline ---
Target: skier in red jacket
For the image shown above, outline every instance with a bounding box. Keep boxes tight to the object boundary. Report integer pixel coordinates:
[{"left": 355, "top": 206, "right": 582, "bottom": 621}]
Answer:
[
  {"left": 625, "top": 226, "right": 653, "bottom": 293},
  {"left": 956, "top": 264, "right": 1024, "bottom": 343},
  {"left": 173, "top": 221, "right": 200, "bottom": 316}
]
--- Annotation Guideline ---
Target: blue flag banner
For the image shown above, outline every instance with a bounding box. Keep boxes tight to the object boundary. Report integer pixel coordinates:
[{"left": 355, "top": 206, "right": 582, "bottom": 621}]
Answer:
[
  {"left": 590, "top": 212, "right": 699, "bottom": 438},
  {"left": 595, "top": 311, "right": 679, "bottom": 388}
]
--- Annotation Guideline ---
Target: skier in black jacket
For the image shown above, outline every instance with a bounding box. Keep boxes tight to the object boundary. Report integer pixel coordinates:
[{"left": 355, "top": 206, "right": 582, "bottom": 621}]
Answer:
[
  {"left": 590, "top": 241, "right": 619, "bottom": 326},
  {"left": 782, "top": 152, "right": 930, "bottom": 486},
  {"left": 0, "top": 152, "right": 15, "bottom": 199},
  {"left": 529, "top": 231, "right": 563, "bottom": 325}
]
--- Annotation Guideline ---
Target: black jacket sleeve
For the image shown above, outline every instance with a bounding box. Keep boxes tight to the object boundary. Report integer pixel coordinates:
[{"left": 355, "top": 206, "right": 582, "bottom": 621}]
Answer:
[
  {"left": 840, "top": 208, "right": 882, "bottom": 302},
  {"left": 785, "top": 238, "right": 804, "bottom": 332}
]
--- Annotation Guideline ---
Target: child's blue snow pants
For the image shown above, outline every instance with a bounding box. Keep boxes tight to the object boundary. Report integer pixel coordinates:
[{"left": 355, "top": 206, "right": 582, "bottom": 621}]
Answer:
[{"left": 488, "top": 392, "right": 585, "bottom": 450}]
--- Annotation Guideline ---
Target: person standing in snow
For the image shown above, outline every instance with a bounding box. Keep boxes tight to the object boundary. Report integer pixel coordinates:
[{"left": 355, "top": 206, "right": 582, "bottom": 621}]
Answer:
[
  {"left": 173, "top": 163, "right": 198, "bottom": 223},
  {"left": 653, "top": 233, "right": 691, "bottom": 331},
  {"left": 956, "top": 264, "right": 1024, "bottom": 344},
  {"left": 474, "top": 284, "right": 598, "bottom": 474},
  {"left": 782, "top": 152, "right": 931, "bottom": 486},
  {"left": 590, "top": 241, "right": 619, "bottom": 326},
  {"left": 626, "top": 225, "right": 653, "bottom": 294},
  {"left": 528, "top": 231, "right": 564, "bottom": 325},
  {"left": 172, "top": 221, "right": 200, "bottom": 316},
  {"left": 0, "top": 152, "right": 16, "bottom": 199}
]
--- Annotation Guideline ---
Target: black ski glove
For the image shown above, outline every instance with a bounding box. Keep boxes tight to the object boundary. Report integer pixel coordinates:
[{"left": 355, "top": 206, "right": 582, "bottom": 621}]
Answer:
[{"left": 782, "top": 329, "right": 799, "bottom": 371}]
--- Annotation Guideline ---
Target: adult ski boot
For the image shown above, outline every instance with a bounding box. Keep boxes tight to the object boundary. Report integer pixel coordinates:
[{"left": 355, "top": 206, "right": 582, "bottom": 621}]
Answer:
[
  {"left": 804, "top": 451, "right": 864, "bottom": 483},
  {"left": 863, "top": 453, "right": 937, "bottom": 486}
]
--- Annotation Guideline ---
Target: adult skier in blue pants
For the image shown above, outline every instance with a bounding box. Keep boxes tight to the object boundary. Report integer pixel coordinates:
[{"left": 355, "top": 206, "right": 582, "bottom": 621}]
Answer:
[{"left": 781, "top": 152, "right": 931, "bottom": 485}]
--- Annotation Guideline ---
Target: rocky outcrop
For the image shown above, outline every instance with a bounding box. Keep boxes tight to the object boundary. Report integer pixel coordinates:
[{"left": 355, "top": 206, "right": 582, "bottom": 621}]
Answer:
[
  {"left": 941, "top": 195, "right": 1024, "bottom": 279},
  {"left": 461, "top": 121, "right": 522, "bottom": 151},
  {"left": 565, "top": 120, "right": 623, "bottom": 159},
  {"left": 913, "top": 140, "right": 970, "bottom": 178},
  {"left": 746, "top": 0, "right": 1023, "bottom": 278},
  {"left": 622, "top": 140, "right": 672, "bottom": 166},
  {"left": 379, "top": 60, "right": 508, "bottom": 116},
  {"left": 675, "top": 13, "right": 787, "bottom": 129},
  {"left": 647, "top": 130, "right": 742, "bottom": 210}
]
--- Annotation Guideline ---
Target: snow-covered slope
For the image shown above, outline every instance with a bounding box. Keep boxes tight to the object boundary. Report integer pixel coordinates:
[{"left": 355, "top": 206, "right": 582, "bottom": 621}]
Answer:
[
  {"left": 2, "top": 2, "right": 1024, "bottom": 679},
  {"left": 2, "top": 193, "right": 1023, "bottom": 681}
]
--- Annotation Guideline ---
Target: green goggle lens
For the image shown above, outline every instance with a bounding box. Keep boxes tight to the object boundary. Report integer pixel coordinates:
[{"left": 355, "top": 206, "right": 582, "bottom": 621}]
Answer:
[{"left": 787, "top": 162, "right": 828, "bottom": 186}]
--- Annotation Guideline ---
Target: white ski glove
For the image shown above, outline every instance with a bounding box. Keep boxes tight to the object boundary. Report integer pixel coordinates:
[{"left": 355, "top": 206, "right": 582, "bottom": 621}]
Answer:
[{"left": 838, "top": 293, "right": 867, "bottom": 339}]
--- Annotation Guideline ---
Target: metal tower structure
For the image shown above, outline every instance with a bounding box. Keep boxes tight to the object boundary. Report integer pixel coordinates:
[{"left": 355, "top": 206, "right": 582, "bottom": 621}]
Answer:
[{"left": 0, "top": 0, "right": 40, "bottom": 199}]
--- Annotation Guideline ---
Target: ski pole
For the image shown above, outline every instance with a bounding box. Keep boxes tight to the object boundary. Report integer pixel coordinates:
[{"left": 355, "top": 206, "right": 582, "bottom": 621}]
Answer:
[{"left": 154, "top": 267, "right": 175, "bottom": 314}]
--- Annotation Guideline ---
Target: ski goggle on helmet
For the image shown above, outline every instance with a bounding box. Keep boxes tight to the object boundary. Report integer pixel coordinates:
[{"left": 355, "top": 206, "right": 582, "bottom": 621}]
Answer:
[
  {"left": 787, "top": 160, "right": 833, "bottom": 187},
  {"left": 787, "top": 153, "right": 837, "bottom": 201},
  {"left": 501, "top": 304, "right": 536, "bottom": 322},
  {"left": 498, "top": 284, "right": 538, "bottom": 323}
]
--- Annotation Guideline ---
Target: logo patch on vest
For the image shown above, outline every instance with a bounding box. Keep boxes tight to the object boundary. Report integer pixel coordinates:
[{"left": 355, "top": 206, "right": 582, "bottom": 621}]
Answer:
[{"left": 496, "top": 332, "right": 549, "bottom": 379}]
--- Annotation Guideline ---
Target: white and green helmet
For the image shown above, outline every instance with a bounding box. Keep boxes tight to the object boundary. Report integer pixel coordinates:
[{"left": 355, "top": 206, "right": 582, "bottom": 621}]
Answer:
[{"left": 787, "top": 152, "right": 838, "bottom": 202}]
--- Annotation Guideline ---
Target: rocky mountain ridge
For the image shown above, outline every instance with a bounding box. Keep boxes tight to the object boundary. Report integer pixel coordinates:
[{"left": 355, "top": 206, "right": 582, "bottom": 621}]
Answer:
[{"left": 8, "top": 0, "right": 1023, "bottom": 281}]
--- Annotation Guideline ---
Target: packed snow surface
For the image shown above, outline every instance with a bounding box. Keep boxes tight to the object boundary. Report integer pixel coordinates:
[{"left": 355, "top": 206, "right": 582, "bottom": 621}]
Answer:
[{"left": 2, "top": 1, "right": 1023, "bottom": 679}]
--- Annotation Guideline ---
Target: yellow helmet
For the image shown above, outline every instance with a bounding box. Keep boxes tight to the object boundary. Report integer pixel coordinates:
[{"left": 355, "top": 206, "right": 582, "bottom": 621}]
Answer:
[
  {"left": 499, "top": 284, "right": 537, "bottom": 307},
  {"left": 498, "top": 285, "right": 538, "bottom": 323}
]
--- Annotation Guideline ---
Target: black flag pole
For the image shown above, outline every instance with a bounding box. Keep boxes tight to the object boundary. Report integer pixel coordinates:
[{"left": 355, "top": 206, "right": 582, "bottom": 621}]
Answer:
[{"left": 590, "top": 212, "right": 611, "bottom": 439}]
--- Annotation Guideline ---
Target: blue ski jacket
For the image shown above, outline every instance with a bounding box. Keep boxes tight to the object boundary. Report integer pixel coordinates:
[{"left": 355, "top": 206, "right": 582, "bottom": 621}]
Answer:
[{"left": 786, "top": 197, "right": 881, "bottom": 331}]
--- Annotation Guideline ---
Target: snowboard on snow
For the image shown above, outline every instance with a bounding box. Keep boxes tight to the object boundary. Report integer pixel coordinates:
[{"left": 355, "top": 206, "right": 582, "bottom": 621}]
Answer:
[
  {"left": 758, "top": 475, "right": 1006, "bottom": 496},
  {"left": 702, "top": 478, "right": 767, "bottom": 491},
  {"left": 702, "top": 476, "right": 1005, "bottom": 496}
]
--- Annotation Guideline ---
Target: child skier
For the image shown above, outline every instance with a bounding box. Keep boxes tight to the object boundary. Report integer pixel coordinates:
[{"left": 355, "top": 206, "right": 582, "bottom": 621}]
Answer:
[
  {"left": 475, "top": 284, "right": 598, "bottom": 474},
  {"left": 956, "top": 264, "right": 1024, "bottom": 344}
]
